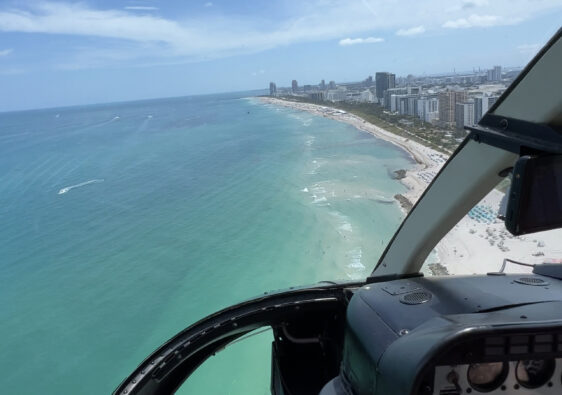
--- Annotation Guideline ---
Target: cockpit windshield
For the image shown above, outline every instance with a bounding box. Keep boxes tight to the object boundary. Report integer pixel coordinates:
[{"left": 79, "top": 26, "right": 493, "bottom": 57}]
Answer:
[{"left": 1, "top": 2, "right": 562, "bottom": 395}]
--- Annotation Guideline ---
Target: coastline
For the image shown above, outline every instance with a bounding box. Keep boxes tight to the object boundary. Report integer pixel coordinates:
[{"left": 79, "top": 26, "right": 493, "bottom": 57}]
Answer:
[
  {"left": 258, "top": 96, "right": 447, "bottom": 208},
  {"left": 257, "top": 96, "right": 562, "bottom": 276}
]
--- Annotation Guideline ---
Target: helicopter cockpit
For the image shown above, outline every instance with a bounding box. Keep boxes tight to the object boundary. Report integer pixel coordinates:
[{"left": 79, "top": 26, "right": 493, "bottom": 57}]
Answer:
[{"left": 114, "top": 28, "right": 562, "bottom": 395}]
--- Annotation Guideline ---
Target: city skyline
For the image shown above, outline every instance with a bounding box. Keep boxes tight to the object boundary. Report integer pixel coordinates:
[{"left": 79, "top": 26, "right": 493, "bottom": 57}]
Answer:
[
  {"left": 0, "top": 1, "right": 561, "bottom": 111},
  {"left": 271, "top": 63, "right": 509, "bottom": 131}
]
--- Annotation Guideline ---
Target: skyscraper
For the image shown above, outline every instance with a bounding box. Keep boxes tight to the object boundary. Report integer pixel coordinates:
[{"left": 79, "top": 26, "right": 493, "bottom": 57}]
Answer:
[
  {"left": 493, "top": 65, "right": 502, "bottom": 81},
  {"left": 269, "top": 82, "right": 277, "bottom": 96},
  {"left": 292, "top": 80, "right": 298, "bottom": 93},
  {"left": 375, "top": 72, "right": 396, "bottom": 100},
  {"left": 439, "top": 90, "right": 467, "bottom": 125},
  {"left": 329, "top": 80, "right": 336, "bottom": 89},
  {"left": 319, "top": 80, "right": 326, "bottom": 90},
  {"left": 473, "top": 96, "right": 487, "bottom": 124},
  {"left": 473, "top": 95, "right": 500, "bottom": 123},
  {"left": 417, "top": 96, "right": 439, "bottom": 123},
  {"left": 455, "top": 100, "right": 475, "bottom": 129},
  {"left": 487, "top": 66, "right": 502, "bottom": 81}
]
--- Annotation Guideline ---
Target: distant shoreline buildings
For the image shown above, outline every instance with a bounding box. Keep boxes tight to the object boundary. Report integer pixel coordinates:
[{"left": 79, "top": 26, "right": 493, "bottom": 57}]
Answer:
[{"left": 268, "top": 65, "right": 514, "bottom": 130}]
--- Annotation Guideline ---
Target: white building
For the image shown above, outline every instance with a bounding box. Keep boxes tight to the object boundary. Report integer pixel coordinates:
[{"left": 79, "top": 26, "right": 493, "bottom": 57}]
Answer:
[
  {"left": 417, "top": 96, "right": 439, "bottom": 123},
  {"left": 359, "top": 89, "right": 375, "bottom": 103},
  {"left": 325, "top": 88, "right": 347, "bottom": 102}
]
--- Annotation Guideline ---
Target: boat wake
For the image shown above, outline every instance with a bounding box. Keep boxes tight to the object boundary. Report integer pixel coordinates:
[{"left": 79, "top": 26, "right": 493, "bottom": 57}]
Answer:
[{"left": 58, "top": 179, "right": 104, "bottom": 195}]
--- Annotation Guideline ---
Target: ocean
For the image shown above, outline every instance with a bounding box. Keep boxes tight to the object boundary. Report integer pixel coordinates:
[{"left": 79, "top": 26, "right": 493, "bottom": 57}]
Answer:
[{"left": 0, "top": 92, "right": 414, "bottom": 394}]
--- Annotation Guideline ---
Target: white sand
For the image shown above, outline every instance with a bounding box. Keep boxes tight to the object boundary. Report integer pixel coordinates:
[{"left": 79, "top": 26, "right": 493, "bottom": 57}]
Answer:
[{"left": 258, "top": 97, "right": 562, "bottom": 275}]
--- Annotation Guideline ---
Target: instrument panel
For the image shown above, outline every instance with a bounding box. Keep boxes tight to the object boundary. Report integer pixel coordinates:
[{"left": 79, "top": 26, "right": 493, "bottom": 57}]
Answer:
[{"left": 433, "top": 358, "right": 562, "bottom": 394}]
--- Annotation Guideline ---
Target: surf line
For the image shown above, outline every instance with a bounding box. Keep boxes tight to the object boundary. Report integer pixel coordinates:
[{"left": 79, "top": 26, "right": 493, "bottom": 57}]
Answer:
[{"left": 58, "top": 179, "right": 104, "bottom": 195}]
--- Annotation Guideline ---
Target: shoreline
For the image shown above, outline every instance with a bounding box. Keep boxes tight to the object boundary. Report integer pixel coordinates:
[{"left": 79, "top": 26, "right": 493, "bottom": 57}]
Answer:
[
  {"left": 257, "top": 96, "right": 562, "bottom": 276},
  {"left": 258, "top": 96, "right": 447, "bottom": 208}
]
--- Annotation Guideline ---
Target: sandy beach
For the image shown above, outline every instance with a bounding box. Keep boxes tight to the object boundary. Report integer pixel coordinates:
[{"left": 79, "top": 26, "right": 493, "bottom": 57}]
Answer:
[{"left": 259, "top": 96, "right": 562, "bottom": 276}]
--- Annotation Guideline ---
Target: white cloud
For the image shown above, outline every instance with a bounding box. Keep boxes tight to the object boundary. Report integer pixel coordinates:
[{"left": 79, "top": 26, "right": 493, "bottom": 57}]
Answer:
[
  {"left": 442, "top": 14, "right": 519, "bottom": 28},
  {"left": 0, "top": 1, "right": 559, "bottom": 69},
  {"left": 0, "top": 48, "right": 13, "bottom": 56},
  {"left": 396, "top": 25, "right": 425, "bottom": 36},
  {"left": 339, "top": 37, "right": 384, "bottom": 46},
  {"left": 124, "top": 6, "right": 158, "bottom": 11},
  {"left": 204, "top": 2, "right": 213, "bottom": 7}
]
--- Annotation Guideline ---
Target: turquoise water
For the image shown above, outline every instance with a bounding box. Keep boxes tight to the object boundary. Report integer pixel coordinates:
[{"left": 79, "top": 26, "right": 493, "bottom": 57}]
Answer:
[{"left": 0, "top": 93, "right": 413, "bottom": 394}]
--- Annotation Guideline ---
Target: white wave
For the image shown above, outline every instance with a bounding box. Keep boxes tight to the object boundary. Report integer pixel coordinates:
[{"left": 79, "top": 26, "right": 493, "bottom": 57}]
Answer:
[
  {"left": 374, "top": 195, "right": 395, "bottom": 204},
  {"left": 147, "top": 115, "right": 153, "bottom": 119},
  {"left": 312, "top": 186, "right": 326, "bottom": 194},
  {"left": 339, "top": 223, "right": 353, "bottom": 232},
  {"left": 312, "top": 196, "right": 328, "bottom": 204},
  {"left": 112, "top": 116, "right": 120, "bottom": 121},
  {"left": 58, "top": 179, "right": 104, "bottom": 195},
  {"left": 301, "top": 187, "right": 309, "bottom": 192},
  {"left": 347, "top": 247, "right": 365, "bottom": 269}
]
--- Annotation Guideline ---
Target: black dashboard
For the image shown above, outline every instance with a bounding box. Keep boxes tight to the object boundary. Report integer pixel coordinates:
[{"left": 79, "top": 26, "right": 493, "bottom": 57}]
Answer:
[{"left": 321, "top": 270, "right": 562, "bottom": 394}]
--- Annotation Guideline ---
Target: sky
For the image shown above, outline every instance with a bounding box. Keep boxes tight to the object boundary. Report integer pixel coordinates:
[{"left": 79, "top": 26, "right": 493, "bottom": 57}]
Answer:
[{"left": 0, "top": 0, "right": 561, "bottom": 111}]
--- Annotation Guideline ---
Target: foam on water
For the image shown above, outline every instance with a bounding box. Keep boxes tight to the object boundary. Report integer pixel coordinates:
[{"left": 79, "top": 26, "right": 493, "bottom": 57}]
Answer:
[
  {"left": 58, "top": 179, "right": 104, "bottom": 195},
  {"left": 347, "top": 247, "right": 365, "bottom": 269},
  {"left": 374, "top": 195, "right": 395, "bottom": 204},
  {"left": 339, "top": 223, "right": 353, "bottom": 232}
]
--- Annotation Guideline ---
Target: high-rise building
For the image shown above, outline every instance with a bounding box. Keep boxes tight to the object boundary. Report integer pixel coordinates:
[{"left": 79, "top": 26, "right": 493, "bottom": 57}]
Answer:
[
  {"left": 493, "top": 65, "right": 502, "bottom": 81},
  {"left": 292, "top": 80, "right": 298, "bottom": 93},
  {"left": 319, "top": 80, "right": 326, "bottom": 90},
  {"left": 473, "top": 96, "right": 487, "bottom": 124},
  {"left": 396, "top": 95, "right": 419, "bottom": 116},
  {"left": 455, "top": 100, "right": 475, "bottom": 129},
  {"left": 383, "top": 87, "right": 418, "bottom": 110},
  {"left": 269, "top": 82, "right": 277, "bottom": 96},
  {"left": 325, "top": 87, "right": 347, "bottom": 102},
  {"left": 375, "top": 72, "right": 396, "bottom": 100},
  {"left": 359, "top": 89, "right": 375, "bottom": 103},
  {"left": 487, "top": 95, "right": 498, "bottom": 108},
  {"left": 487, "top": 66, "right": 502, "bottom": 82},
  {"left": 308, "top": 92, "right": 324, "bottom": 102},
  {"left": 473, "top": 95, "right": 500, "bottom": 123},
  {"left": 329, "top": 80, "right": 336, "bottom": 89},
  {"left": 439, "top": 90, "right": 467, "bottom": 125},
  {"left": 417, "top": 96, "right": 439, "bottom": 123}
]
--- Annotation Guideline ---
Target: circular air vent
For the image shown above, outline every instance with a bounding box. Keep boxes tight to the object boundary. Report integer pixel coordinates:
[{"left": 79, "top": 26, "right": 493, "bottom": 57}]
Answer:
[
  {"left": 399, "top": 291, "right": 432, "bottom": 305},
  {"left": 514, "top": 277, "right": 549, "bottom": 286}
]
